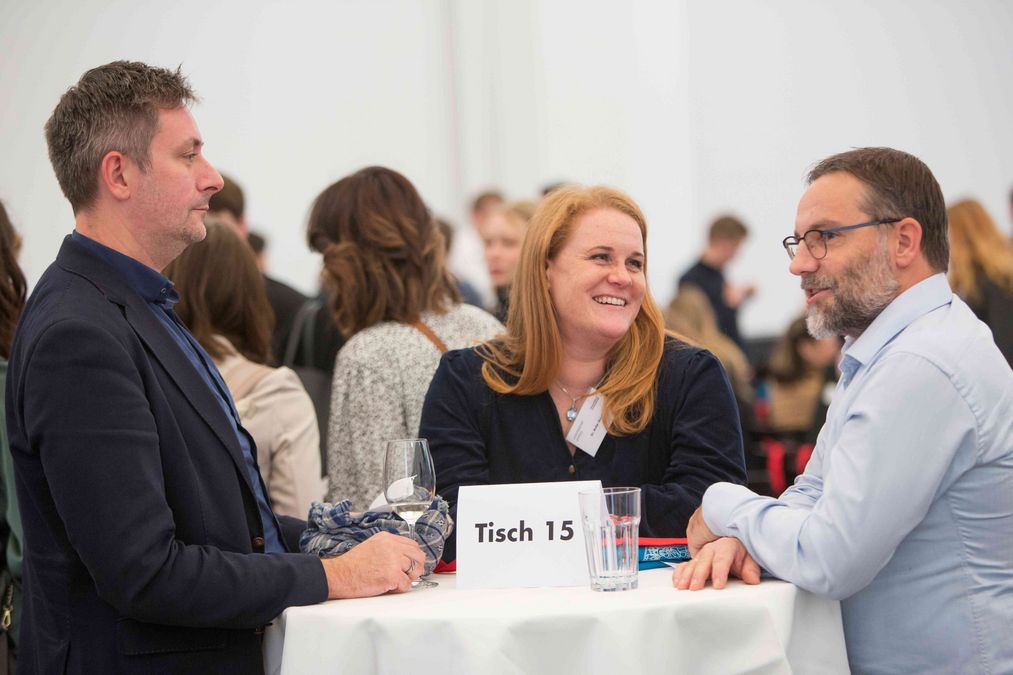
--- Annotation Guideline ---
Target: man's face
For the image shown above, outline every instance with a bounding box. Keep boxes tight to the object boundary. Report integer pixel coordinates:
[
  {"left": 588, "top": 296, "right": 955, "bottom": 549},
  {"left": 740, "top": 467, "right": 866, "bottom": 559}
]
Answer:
[
  {"left": 790, "top": 172, "right": 899, "bottom": 339},
  {"left": 130, "top": 106, "right": 223, "bottom": 267}
]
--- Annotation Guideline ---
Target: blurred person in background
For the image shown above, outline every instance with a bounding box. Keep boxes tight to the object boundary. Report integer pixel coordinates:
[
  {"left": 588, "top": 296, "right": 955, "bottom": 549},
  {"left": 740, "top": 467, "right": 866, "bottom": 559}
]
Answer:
[
  {"left": 946, "top": 198, "right": 1013, "bottom": 368},
  {"left": 0, "top": 200, "right": 26, "bottom": 671},
  {"left": 308, "top": 167, "right": 502, "bottom": 510},
  {"left": 209, "top": 174, "right": 307, "bottom": 364},
  {"left": 447, "top": 189, "right": 503, "bottom": 308},
  {"left": 765, "top": 316, "right": 841, "bottom": 440},
  {"left": 247, "top": 230, "right": 267, "bottom": 272},
  {"left": 665, "top": 284, "right": 754, "bottom": 412},
  {"left": 679, "top": 215, "right": 755, "bottom": 349},
  {"left": 165, "top": 219, "right": 326, "bottom": 517},
  {"left": 755, "top": 316, "right": 842, "bottom": 495},
  {"left": 436, "top": 217, "right": 483, "bottom": 307},
  {"left": 481, "top": 199, "right": 537, "bottom": 322}
]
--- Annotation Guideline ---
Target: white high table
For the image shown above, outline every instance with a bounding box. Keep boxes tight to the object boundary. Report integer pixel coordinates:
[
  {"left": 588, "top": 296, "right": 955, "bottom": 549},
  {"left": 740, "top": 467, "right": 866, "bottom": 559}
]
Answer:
[{"left": 264, "top": 568, "right": 849, "bottom": 674}]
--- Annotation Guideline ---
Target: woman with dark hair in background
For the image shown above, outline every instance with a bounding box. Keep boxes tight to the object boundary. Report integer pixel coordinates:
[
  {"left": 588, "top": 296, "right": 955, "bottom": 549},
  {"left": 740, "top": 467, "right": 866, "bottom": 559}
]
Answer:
[
  {"left": 765, "top": 317, "right": 841, "bottom": 441},
  {"left": 308, "top": 166, "right": 502, "bottom": 510},
  {"left": 0, "top": 200, "right": 27, "bottom": 669},
  {"left": 420, "top": 185, "right": 746, "bottom": 563},
  {"left": 946, "top": 198, "right": 1013, "bottom": 367},
  {"left": 164, "top": 219, "right": 326, "bottom": 518}
]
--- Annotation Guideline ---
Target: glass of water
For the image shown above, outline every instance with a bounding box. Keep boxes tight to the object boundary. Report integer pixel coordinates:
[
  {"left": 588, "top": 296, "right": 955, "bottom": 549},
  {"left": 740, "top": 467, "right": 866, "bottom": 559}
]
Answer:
[
  {"left": 577, "top": 487, "right": 641, "bottom": 592},
  {"left": 383, "top": 438, "right": 438, "bottom": 589}
]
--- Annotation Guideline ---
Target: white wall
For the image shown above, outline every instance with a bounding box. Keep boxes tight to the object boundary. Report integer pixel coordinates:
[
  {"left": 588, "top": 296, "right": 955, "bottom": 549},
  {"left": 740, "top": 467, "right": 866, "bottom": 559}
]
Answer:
[
  {"left": 684, "top": 0, "right": 1013, "bottom": 335},
  {"left": 0, "top": 0, "right": 459, "bottom": 294},
  {"left": 2, "top": 0, "right": 1011, "bottom": 337}
]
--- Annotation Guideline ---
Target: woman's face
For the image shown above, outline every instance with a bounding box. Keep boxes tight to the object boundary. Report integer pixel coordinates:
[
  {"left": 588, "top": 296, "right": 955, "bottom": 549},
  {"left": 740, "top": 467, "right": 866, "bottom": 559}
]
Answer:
[
  {"left": 545, "top": 207, "right": 646, "bottom": 355},
  {"left": 482, "top": 212, "right": 525, "bottom": 289}
]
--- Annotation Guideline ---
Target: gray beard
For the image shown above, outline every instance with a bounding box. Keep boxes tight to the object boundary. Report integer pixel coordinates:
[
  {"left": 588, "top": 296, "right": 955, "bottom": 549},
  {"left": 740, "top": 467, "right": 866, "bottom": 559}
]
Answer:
[{"left": 804, "top": 244, "right": 899, "bottom": 339}]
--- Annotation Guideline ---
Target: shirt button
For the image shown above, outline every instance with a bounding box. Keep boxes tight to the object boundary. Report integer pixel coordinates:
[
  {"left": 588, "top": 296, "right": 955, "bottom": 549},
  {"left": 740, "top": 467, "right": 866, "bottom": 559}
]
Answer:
[
  {"left": 252, "top": 536, "right": 265, "bottom": 551},
  {"left": 568, "top": 464, "right": 575, "bottom": 476}
]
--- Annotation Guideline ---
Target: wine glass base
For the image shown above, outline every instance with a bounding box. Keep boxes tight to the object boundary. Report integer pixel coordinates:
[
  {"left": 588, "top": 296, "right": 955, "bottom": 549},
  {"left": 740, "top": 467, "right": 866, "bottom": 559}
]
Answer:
[{"left": 411, "top": 578, "right": 439, "bottom": 589}]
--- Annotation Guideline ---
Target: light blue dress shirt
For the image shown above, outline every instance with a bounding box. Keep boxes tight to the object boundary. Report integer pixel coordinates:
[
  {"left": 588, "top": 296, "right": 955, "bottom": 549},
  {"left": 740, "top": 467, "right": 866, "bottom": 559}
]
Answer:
[{"left": 703, "top": 274, "right": 1013, "bottom": 674}]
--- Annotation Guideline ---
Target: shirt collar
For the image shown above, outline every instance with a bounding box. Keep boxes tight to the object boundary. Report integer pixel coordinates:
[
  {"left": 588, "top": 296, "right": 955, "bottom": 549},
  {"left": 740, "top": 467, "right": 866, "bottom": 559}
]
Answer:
[
  {"left": 71, "top": 231, "right": 179, "bottom": 308},
  {"left": 841, "top": 273, "right": 952, "bottom": 370}
]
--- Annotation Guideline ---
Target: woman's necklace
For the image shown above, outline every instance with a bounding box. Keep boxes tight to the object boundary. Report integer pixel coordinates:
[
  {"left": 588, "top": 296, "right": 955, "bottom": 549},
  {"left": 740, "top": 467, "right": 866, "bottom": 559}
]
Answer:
[{"left": 555, "top": 375, "right": 606, "bottom": 422}]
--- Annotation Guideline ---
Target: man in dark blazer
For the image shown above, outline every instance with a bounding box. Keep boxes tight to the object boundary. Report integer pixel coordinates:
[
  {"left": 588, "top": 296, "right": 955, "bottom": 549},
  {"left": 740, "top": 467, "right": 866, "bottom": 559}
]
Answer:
[{"left": 5, "top": 61, "right": 424, "bottom": 674}]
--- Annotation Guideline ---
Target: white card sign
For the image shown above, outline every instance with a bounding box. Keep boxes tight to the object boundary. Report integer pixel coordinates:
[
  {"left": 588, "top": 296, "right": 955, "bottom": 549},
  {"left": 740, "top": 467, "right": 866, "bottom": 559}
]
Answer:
[{"left": 456, "top": 480, "right": 601, "bottom": 590}]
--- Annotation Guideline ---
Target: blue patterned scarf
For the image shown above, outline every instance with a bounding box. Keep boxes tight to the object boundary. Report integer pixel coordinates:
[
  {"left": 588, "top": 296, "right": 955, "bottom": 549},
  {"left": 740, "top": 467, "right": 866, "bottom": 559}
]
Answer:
[{"left": 300, "top": 498, "right": 453, "bottom": 575}]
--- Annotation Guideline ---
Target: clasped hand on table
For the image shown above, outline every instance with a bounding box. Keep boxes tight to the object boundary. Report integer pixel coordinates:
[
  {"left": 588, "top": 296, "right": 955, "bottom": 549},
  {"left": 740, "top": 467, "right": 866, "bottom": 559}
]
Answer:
[{"left": 671, "top": 507, "right": 761, "bottom": 591}]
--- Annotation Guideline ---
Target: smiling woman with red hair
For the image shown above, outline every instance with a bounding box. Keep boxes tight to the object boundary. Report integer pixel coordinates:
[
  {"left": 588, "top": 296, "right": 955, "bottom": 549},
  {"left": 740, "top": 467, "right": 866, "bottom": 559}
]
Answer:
[{"left": 420, "top": 184, "right": 746, "bottom": 563}]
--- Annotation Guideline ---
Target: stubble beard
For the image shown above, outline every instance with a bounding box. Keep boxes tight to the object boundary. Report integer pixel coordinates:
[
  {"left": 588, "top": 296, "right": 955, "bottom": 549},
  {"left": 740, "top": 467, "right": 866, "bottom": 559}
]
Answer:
[{"left": 804, "top": 243, "right": 899, "bottom": 339}]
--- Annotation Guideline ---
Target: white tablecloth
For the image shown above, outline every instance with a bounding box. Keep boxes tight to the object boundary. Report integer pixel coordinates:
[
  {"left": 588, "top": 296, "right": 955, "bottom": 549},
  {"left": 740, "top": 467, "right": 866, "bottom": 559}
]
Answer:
[{"left": 264, "top": 569, "right": 849, "bottom": 674}]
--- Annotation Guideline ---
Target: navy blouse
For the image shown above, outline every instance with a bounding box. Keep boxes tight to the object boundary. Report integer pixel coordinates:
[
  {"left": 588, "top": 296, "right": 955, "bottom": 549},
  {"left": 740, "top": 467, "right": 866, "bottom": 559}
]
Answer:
[{"left": 419, "top": 338, "right": 747, "bottom": 562}]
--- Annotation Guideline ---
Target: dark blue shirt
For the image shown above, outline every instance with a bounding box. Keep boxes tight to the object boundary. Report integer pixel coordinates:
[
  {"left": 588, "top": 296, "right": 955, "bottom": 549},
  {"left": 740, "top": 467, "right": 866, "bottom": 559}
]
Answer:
[
  {"left": 70, "top": 232, "right": 284, "bottom": 553},
  {"left": 679, "top": 259, "right": 743, "bottom": 349}
]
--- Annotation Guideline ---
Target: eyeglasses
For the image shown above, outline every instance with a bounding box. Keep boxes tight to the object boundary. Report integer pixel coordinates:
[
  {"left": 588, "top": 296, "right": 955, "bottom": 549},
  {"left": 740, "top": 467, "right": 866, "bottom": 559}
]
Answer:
[{"left": 782, "top": 218, "right": 901, "bottom": 260}]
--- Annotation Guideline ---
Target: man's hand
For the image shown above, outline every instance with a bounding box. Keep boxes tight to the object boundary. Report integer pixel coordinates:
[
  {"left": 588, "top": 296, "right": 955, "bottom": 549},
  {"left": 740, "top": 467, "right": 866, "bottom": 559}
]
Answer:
[
  {"left": 320, "top": 532, "right": 426, "bottom": 599},
  {"left": 672, "top": 537, "right": 760, "bottom": 591},
  {"left": 686, "top": 506, "right": 720, "bottom": 557}
]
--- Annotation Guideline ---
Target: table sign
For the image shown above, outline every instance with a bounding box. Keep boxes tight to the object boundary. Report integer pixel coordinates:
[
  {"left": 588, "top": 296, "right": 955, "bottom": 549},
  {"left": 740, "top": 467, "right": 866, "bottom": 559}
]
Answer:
[{"left": 456, "top": 480, "right": 602, "bottom": 590}]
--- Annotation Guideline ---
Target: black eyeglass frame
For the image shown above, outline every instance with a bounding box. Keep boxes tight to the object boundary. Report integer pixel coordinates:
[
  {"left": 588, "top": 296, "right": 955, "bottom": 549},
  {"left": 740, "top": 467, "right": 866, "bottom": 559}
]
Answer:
[{"left": 782, "top": 218, "right": 902, "bottom": 260}]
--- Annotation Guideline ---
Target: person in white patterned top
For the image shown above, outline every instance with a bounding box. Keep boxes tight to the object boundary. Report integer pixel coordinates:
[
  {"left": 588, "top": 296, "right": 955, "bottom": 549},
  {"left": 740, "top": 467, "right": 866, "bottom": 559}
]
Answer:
[{"left": 307, "top": 167, "right": 503, "bottom": 509}]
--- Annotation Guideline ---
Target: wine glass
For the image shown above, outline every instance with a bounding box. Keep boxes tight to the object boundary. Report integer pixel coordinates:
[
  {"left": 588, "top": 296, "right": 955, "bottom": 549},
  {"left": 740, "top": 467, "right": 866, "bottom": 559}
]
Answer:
[{"left": 383, "top": 438, "right": 438, "bottom": 589}]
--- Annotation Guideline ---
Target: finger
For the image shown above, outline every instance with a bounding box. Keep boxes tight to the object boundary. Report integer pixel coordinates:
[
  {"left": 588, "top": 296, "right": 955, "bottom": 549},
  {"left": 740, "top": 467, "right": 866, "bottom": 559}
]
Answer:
[
  {"left": 408, "top": 545, "right": 426, "bottom": 563},
  {"left": 673, "top": 561, "right": 693, "bottom": 590},
  {"left": 740, "top": 552, "right": 761, "bottom": 585},
  {"left": 405, "top": 546, "right": 425, "bottom": 575},
  {"left": 402, "top": 555, "right": 423, "bottom": 581},
  {"left": 391, "top": 572, "right": 411, "bottom": 593},
  {"left": 688, "top": 549, "right": 713, "bottom": 591},
  {"left": 710, "top": 543, "right": 734, "bottom": 590}
]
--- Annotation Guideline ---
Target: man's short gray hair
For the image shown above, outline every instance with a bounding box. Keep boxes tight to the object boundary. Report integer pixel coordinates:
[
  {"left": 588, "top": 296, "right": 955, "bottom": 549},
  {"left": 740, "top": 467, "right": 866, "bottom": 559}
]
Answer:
[{"left": 44, "top": 60, "right": 197, "bottom": 213}]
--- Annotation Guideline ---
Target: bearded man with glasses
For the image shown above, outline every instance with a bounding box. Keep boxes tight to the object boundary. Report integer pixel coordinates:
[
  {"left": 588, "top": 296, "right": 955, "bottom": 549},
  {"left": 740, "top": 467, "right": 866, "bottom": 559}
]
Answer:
[{"left": 673, "top": 147, "right": 1013, "bottom": 674}]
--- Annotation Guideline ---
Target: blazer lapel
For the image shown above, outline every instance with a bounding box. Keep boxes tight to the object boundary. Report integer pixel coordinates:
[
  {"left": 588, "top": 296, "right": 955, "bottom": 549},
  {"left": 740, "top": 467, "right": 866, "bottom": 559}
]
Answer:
[
  {"left": 56, "top": 237, "right": 259, "bottom": 498},
  {"left": 124, "top": 302, "right": 258, "bottom": 494}
]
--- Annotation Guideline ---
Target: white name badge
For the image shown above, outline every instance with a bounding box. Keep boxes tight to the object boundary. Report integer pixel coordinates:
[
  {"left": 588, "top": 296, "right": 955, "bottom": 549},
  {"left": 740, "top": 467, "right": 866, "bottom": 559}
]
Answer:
[
  {"left": 456, "top": 480, "right": 602, "bottom": 590},
  {"left": 565, "top": 394, "right": 608, "bottom": 457}
]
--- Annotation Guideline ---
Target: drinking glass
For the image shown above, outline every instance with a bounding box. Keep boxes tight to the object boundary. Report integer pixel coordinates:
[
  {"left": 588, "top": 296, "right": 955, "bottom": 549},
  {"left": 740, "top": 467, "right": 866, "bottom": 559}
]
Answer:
[
  {"left": 577, "top": 487, "right": 641, "bottom": 591},
  {"left": 383, "top": 438, "right": 438, "bottom": 589}
]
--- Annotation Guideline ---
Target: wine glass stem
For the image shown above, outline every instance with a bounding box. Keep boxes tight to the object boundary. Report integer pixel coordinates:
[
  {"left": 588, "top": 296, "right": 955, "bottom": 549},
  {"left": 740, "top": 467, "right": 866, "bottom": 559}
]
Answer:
[{"left": 407, "top": 522, "right": 416, "bottom": 541}]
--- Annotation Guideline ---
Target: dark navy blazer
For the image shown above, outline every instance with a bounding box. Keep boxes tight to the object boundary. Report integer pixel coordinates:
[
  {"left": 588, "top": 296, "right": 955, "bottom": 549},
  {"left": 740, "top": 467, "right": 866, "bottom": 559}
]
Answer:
[{"left": 5, "top": 236, "right": 327, "bottom": 674}]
